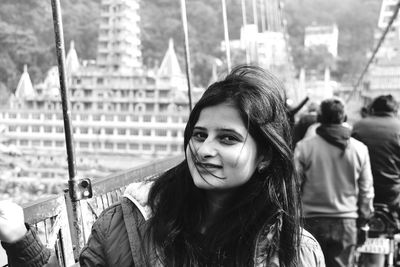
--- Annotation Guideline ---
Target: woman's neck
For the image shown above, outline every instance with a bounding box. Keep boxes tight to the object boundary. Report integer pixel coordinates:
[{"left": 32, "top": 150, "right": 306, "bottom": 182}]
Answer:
[{"left": 200, "top": 189, "right": 235, "bottom": 234}]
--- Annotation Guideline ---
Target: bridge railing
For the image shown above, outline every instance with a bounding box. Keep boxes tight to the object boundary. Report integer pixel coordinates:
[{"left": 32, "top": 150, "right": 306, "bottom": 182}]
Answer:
[{"left": 20, "top": 155, "right": 183, "bottom": 267}]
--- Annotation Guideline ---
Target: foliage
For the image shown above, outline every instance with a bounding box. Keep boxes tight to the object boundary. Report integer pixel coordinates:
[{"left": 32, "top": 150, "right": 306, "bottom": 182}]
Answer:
[
  {"left": 285, "top": 0, "right": 381, "bottom": 82},
  {"left": 0, "top": 0, "right": 383, "bottom": 97}
]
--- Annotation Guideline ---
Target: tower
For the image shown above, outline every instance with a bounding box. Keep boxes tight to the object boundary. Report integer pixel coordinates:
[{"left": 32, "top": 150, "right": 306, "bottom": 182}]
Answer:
[{"left": 96, "top": 0, "right": 142, "bottom": 73}]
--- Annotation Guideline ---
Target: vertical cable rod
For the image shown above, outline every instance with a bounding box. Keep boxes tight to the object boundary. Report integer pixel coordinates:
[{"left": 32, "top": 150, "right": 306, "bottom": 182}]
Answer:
[
  {"left": 241, "top": 0, "right": 250, "bottom": 64},
  {"left": 221, "top": 0, "right": 232, "bottom": 71},
  {"left": 179, "top": 0, "right": 193, "bottom": 111}
]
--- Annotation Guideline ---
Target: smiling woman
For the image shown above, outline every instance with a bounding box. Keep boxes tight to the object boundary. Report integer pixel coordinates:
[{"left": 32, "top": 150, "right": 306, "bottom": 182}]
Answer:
[
  {"left": 187, "top": 103, "right": 262, "bottom": 190},
  {"left": 0, "top": 65, "right": 325, "bottom": 267}
]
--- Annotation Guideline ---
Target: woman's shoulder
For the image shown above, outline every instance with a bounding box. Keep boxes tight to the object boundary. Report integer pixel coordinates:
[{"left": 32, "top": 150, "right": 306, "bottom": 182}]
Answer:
[
  {"left": 300, "top": 228, "right": 319, "bottom": 248},
  {"left": 298, "top": 228, "right": 325, "bottom": 267},
  {"left": 123, "top": 180, "right": 153, "bottom": 220},
  {"left": 93, "top": 180, "right": 154, "bottom": 229}
]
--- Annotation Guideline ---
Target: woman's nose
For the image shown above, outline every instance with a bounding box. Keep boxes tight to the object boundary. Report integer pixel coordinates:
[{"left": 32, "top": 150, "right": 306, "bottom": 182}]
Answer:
[{"left": 196, "top": 139, "right": 217, "bottom": 159}]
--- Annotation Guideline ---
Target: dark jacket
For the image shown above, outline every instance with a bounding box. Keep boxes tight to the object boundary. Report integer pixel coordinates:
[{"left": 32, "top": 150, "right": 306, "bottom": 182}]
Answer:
[
  {"left": 3, "top": 182, "right": 325, "bottom": 266},
  {"left": 352, "top": 113, "right": 400, "bottom": 207}
]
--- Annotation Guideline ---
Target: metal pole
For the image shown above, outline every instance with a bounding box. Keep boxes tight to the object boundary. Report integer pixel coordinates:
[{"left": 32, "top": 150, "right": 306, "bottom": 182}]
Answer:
[
  {"left": 179, "top": 0, "right": 193, "bottom": 111},
  {"left": 241, "top": 0, "right": 250, "bottom": 64},
  {"left": 252, "top": 0, "right": 258, "bottom": 30},
  {"left": 260, "top": 0, "right": 266, "bottom": 32},
  {"left": 221, "top": 0, "right": 232, "bottom": 71},
  {"left": 50, "top": 0, "right": 83, "bottom": 261}
]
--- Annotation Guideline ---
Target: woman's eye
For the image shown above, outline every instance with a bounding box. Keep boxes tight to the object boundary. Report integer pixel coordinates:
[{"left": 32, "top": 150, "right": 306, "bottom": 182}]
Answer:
[
  {"left": 220, "top": 135, "right": 239, "bottom": 144},
  {"left": 192, "top": 131, "right": 207, "bottom": 141}
]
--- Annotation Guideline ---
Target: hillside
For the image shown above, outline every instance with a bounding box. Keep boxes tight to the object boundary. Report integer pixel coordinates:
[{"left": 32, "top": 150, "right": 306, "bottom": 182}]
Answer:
[{"left": 0, "top": 0, "right": 382, "bottom": 103}]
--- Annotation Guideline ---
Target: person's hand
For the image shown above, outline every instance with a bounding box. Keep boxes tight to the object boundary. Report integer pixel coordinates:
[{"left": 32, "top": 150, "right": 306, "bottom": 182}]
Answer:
[{"left": 0, "top": 200, "right": 27, "bottom": 243}]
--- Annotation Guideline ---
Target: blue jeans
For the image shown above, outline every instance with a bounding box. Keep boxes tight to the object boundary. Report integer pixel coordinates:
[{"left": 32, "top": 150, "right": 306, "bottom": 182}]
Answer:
[{"left": 304, "top": 217, "right": 357, "bottom": 267}]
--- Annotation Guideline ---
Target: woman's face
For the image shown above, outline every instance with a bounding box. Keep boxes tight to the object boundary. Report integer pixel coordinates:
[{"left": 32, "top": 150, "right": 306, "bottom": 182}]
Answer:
[{"left": 186, "top": 103, "right": 262, "bottom": 192}]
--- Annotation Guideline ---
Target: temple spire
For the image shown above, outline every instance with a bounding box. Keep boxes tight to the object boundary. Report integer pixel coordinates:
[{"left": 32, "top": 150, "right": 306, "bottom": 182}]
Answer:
[
  {"left": 66, "top": 40, "right": 80, "bottom": 76},
  {"left": 15, "top": 64, "right": 35, "bottom": 98},
  {"left": 157, "top": 38, "right": 183, "bottom": 78}
]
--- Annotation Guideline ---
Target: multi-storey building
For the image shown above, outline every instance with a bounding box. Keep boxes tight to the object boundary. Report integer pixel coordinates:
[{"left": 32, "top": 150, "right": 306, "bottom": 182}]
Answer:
[
  {"left": 0, "top": 0, "right": 202, "bottom": 179},
  {"left": 362, "top": 0, "right": 400, "bottom": 102},
  {"left": 304, "top": 24, "right": 339, "bottom": 58}
]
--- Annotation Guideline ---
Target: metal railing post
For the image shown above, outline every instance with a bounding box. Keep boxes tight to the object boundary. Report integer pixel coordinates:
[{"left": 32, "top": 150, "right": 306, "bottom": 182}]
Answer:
[{"left": 50, "top": 0, "right": 85, "bottom": 261}]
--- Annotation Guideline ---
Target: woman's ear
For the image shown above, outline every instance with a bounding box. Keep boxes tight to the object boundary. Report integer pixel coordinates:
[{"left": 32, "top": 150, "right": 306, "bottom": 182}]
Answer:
[{"left": 257, "top": 148, "right": 272, "bottom": 173}]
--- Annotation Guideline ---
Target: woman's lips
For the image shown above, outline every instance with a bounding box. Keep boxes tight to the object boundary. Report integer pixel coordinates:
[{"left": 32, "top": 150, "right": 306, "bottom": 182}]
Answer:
[
  {"left": 195, "top": 162, "right": 222, "bottom": 170},
  {"left": 195, "top": 162, "right": 226, "bottom": 179}
]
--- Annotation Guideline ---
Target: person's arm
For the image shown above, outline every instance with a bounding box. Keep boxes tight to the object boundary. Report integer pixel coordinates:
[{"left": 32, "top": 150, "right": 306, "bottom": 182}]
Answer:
[
  {"left": 0, "top": 201, "right": 54, "bottom": 267},
  {"left": 357, "top": 146, "right": 375, "bottom": 221}
]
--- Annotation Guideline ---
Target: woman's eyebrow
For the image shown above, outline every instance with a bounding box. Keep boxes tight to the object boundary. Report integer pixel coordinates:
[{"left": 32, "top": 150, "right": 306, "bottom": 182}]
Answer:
[
  {"left": 216, "top": 128, "right": 245, "bottom": 138},
  {"left": 193, "top": 126, "right": 206, "bottom": 131}
]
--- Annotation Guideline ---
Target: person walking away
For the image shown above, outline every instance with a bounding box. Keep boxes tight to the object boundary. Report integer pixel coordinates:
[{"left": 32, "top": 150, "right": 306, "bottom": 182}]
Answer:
[
  {"left": 352, "top": 94, "right": 400, "bottom": 267},
  {"left": 295, "top": 98, "right": 374, "bottom": 267},
  {"left": 292, "top": 101, "right": 319, "bottom": 146}
]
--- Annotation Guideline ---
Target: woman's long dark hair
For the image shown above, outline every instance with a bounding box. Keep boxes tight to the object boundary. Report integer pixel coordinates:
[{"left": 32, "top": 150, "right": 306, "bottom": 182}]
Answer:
[{"left": 147, "top": 65, "right": 301, "bottom": 266}]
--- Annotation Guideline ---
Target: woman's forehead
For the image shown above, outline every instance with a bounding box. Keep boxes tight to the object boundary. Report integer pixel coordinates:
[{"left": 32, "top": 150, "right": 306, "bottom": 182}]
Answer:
[{"left": 195, "top": 104, "right": 247, "bottom": 131}]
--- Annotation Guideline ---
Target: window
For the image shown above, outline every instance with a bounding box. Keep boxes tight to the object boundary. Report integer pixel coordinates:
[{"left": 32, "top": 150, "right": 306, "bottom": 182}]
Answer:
[
  {"left": 142, "top": 129, "right": 152, "bottom": 136},
  {"left": 129, "top": 143, "right": 139, "bottom": 150},
  {"left": 155, "top": 144, "right": 167, "bottom": 151},
  {"left": 44, "top": 141, "right": 52, "bottom": 147},
  {"left": 117, "top": 143, "right": 126, "bottom": 150},
  {"left": 80, "top": 142, "right": 89, "bottom": 148},
  {"left": 21, "top": 113, "right": 29, "bottom": 119},
  {"left": 118, "top": 115, "right": 126, "bottom": 121},
  {"left": 20, "top": 140, "right": 29, "bottom": 146},
  {"left": 143, "top": 115, "right": 152, "bottom": 122},
  {"left": 32, "top": 114, "right": 41, "bottom": 120},
  {"left": 93, "top": 114, "right": 101, "bottom": 121},
  {"left": 8, "top": 113, "right": 17, "bottom": 119},
  {"left": 117, "top": 129, "right": 126, "bottom": 135},
  {"left": 44, "top": 126, "right": 52, "bottom": 133},
  {"left": 155, "top": 129, "right": 167, "bottom": 136},
  {"left": 56, "top": 127, "right": 64, "bottom": 133},
  {"left": 32, "top": 140, "right": 41, "bottom": 147},
  {"left": 105, "top": 143, "right": 113, "bottom": 149},
  {"left": 105, "top": 115, "right": 114, "bottom": 121},
  {"left": 142, "top": 144, "right": 151, "bottom": 150},
  {"left": 32, "top": 126, "right": 40, "bottom": 133},
  {"left": 80, "top": 127, "right": 89, "bottom": 134},
  {"left": 156, "top": 116, "right": 168, "bottom": 123},
  {"left": 105, "top": 128, "right": 114, "bottom": 135},
  {"left": 93, "top": 142, "right": 101, "bottom": 149},
  {"left": 130, "top": 115, "right": 139, "bottom": 122},
  {"left": 20, "top": 126, "right": 28, "bottom": 132},
  {"left": 130, "top": 129, "right": 138, "bottom": 135},
  {"left": 45, "top": 114, "right": 53, "bottom": 120},
  {"left": 56, "top": 141, "right": 64, "bottom": 147},
  {"left": 80, "top": 114, "right": 88, "bottom": 121}
]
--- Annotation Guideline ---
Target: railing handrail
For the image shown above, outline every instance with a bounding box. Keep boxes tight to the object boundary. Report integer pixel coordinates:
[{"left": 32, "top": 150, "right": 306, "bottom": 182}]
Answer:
[{"left": 22, "top": 154, "right": 183, "bottom": 224}]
